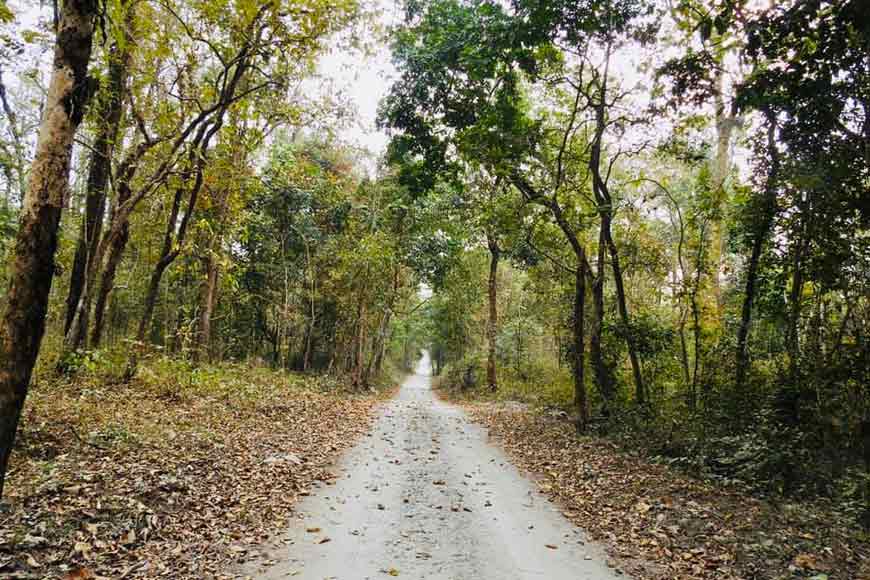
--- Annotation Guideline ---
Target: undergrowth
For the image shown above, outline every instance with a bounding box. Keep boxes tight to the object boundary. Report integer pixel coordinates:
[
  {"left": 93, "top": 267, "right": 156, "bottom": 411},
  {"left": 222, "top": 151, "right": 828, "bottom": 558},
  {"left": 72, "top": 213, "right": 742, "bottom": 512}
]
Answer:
[{"left": 436, "top": 357, "right": 870, "bottom": 530}]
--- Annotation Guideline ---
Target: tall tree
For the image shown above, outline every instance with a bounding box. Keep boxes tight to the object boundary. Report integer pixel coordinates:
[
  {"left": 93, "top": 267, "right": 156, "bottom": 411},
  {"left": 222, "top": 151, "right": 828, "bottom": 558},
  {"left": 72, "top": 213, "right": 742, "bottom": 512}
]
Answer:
[
  {"left": 0, "top": 0, "right": 99, "bottom": 497},
  {"left": 63, "top": 0, "right": 137, "bottom": 352}
]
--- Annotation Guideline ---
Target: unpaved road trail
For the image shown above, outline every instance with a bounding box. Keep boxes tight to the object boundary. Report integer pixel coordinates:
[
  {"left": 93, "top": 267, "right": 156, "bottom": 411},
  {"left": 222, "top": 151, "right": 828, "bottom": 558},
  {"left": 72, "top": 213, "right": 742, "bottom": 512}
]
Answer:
[{"left": 248, "top": 353, "right": 622, "bottom": 579}]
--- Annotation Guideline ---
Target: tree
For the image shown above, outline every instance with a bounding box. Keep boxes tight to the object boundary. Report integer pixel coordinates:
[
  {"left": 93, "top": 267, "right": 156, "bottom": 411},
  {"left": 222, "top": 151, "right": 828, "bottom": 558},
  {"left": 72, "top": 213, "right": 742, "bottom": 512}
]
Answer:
[
  {"left": 0, "top": 0, "right": 99, "bottom": 498},
  {"left": 382, "top": 0, "right": 658, "bottom": 426},
  {"left": 63, "top": 0, "right": 137, "bottom": 353}
]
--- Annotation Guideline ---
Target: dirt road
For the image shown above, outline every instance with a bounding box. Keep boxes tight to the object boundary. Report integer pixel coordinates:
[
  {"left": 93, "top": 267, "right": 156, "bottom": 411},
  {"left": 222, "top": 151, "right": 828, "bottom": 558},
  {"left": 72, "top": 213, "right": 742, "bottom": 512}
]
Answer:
[{"left": 248, "top": 353, "right": 622, "bottom": 579}]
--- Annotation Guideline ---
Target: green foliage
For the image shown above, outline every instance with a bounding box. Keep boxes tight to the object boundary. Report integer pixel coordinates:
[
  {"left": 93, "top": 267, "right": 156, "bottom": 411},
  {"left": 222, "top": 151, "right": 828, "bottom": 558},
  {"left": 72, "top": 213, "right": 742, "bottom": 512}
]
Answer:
[{"left": 385, "top": 0, "right": 870, "bottom": 523}]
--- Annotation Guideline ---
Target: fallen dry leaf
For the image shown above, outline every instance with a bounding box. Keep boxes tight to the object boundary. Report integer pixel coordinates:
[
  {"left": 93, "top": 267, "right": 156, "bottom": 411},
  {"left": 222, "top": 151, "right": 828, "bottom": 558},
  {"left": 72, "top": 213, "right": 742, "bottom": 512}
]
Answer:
[
  {"left": 458, "top": 401, "right": 869, "bottom": 580},
  {"left": 63, "top": 568, "right": 95, "bottom": 580},
  {"left": 1, "top": 365, "right": 386, "bottom": 579}
]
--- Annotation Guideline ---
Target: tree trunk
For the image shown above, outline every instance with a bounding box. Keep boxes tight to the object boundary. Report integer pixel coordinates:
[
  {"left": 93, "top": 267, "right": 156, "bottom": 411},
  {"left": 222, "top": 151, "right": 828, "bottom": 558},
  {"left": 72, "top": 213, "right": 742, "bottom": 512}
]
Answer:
[
  {"left": 193, "top": 252, "right": 219, "bottom": 364},
  {"left": 514, "top": 176, "right": 589, "bottom": 424},
  {"left": 302, "top": 239, "right": 315, "bottom": 371},
  {"left": 689, "top": 225, "right": 707, "bottom": 408},
  {"left": 588, "top": 40, "right": 645, "bottom": 407},
  {"left": 135, "top": 120, "right": 216, "bottom": 350},
  {"left": 90, "top": 222, "right": 128, "bottom": 347},
  {"left": 302, "top": 322, "right": 314, "bottom": 371},
  {"left": 779, "top": 207, "right": 809, "bottom": 424},
  {"left": 573, "top": 250, "right": 588, "bottom": 432},
  {"left": 90, "top": 184, "right": 132, "bottom": 347},
  {"left": 366, "top": 310, "right": 390, "bottom": 384},
  {"left": 708, "top": 68, "right": 738, "bottom": 313},
  {"left": 137, "top": 186, "right": 185, "bottom": 343},
  {"left": 589, "top": 229, "right": 612, "bottom": 416},
  {"left": 352, "top": 295, "right": 366, "bottom": 388},
  {"left": 486, "top": 234, "right": 499, "bottom": 391},
  {"left": 735, "top": 114, "right": 780, "bottom": 392},
  {"left": 64, "top": 0, "right": 134, "bottom": 350},
  {"left": 373, "top": 312, "right": 390, "bottom": 374},
  {"left": 0, "top": 0, "right": 97, "bottom": 498},
  {"left": 600, "top": 213, "right": 646, "bottom": 405}
]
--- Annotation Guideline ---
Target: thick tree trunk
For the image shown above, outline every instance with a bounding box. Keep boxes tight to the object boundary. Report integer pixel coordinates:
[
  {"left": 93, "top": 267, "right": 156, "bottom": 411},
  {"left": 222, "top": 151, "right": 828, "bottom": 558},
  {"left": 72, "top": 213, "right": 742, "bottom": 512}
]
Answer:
[
  {"left": 486, "top": 235, "right": 499, "bottom": 391},
  {"left": 735, "top": 115, "right": 780, "bottom": 392},
  {"left": 573, "top": 251, "right": 588, "bottom": 432},
  {"left": 64, "top": 1, "right": 134, "bottom": 350},
  {"left": 0, "top": 0, "right": 97, "bottom": 498}
]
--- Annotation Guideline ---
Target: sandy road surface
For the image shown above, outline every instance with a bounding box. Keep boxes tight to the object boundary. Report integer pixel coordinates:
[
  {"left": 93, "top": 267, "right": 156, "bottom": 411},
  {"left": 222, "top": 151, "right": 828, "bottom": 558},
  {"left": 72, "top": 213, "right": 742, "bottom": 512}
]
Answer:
[{"left": 247, "top": 353, "right": 622, "bottom": 579}]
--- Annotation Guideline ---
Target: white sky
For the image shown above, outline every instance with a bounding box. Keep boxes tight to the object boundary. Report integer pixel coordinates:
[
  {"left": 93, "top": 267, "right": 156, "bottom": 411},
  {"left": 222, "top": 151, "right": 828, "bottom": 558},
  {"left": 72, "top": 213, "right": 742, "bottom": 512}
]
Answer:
[
  {"left": 5, "top": 0, "right": 750, "bottom": 185},
  {"left": 313, "top": 0, "right": 402, "bottom": 163},
  {"left": 7, "top": 0, "right": 402, "bottom": 138}
]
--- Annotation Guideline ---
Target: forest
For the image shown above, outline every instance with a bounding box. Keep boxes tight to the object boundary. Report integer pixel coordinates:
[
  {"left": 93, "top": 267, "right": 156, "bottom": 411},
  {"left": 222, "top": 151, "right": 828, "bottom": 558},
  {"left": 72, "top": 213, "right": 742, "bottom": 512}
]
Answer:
[{"left": 0, "top": 0, "right": 867, "bottom": 578}]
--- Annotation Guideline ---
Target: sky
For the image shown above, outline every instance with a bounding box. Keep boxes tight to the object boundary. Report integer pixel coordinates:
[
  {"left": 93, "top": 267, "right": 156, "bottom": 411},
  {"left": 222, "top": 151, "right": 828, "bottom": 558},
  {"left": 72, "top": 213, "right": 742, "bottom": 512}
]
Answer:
[
  {"left": 2, "top": 0, "right": 404, "bottom": 183},
  {"left": 313, "top": 0, "right": 402, "bottom": 165}
]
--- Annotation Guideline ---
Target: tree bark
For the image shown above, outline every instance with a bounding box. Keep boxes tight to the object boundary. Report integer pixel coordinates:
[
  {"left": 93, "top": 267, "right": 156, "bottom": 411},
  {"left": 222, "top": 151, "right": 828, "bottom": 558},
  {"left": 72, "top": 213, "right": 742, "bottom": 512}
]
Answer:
[
  {"left": 573, "top": 251, "right": 588, "bottom": 432},
  {"left": 193, "top": 252, "right": 219, "bottom": 364},
  {"left": 302, "top": 239, "right": 315, "bottom": 371},
  {"left": 0, "top": 0, "right": 98, "bottom": 498},
  {"left": 64, "top": 0, "right": 135, "bottom": 350},
  {"left": 588, "top": 40, "right": 645, "bottom": 406},
  {"left": 589, "top": 225, "right": 614, "bottom": 414},
  {"left": 373, "top": 310, "right": 391, "bottom": 373},
  {"left": 485, "top": 234, "right": 499, "bottom": 391},
  {"left": 511, "top": 174, "right": 598, "bottom": 417},
  {"left": 599, "top": 207, "right": 645, "bottom": 405},
  {"left": 133, "top": 48, "right": 250, "bottom": 360},
  {"left": 735, "top": 113, "right": 780, "bottom": 392},
  {"left": 90, "top": 175, "right": 135, "bottom": 347},
  {"left": 778, "top": 203, "right": 810, "bottom": 424},
  {"left": 352, "top": 294, "right": 366, "bottom": 388},
  {"left": 136, "top": 120, "right": 217, "bottom": 348}
]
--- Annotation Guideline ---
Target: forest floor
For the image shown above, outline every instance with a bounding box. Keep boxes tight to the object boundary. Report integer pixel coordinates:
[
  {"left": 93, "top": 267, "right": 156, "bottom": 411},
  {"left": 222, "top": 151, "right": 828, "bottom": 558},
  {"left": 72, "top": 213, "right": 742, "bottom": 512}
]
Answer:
[
  {"left": 451, "top": 399, "right": 870, "bottom": 580},
  {"left": 0, "top": 356, "right": 390, "bottom": 580}
]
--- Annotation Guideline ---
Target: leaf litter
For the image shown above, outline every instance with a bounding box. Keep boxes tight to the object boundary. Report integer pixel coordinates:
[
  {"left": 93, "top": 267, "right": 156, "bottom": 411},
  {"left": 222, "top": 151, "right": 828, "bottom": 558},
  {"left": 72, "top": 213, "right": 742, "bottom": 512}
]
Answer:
[
  {"left": 0, "top": 362, "right": 387, "bottom": 579},
  {"left": 465, "top": 403, "right": 870, "bottom": 580}
]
